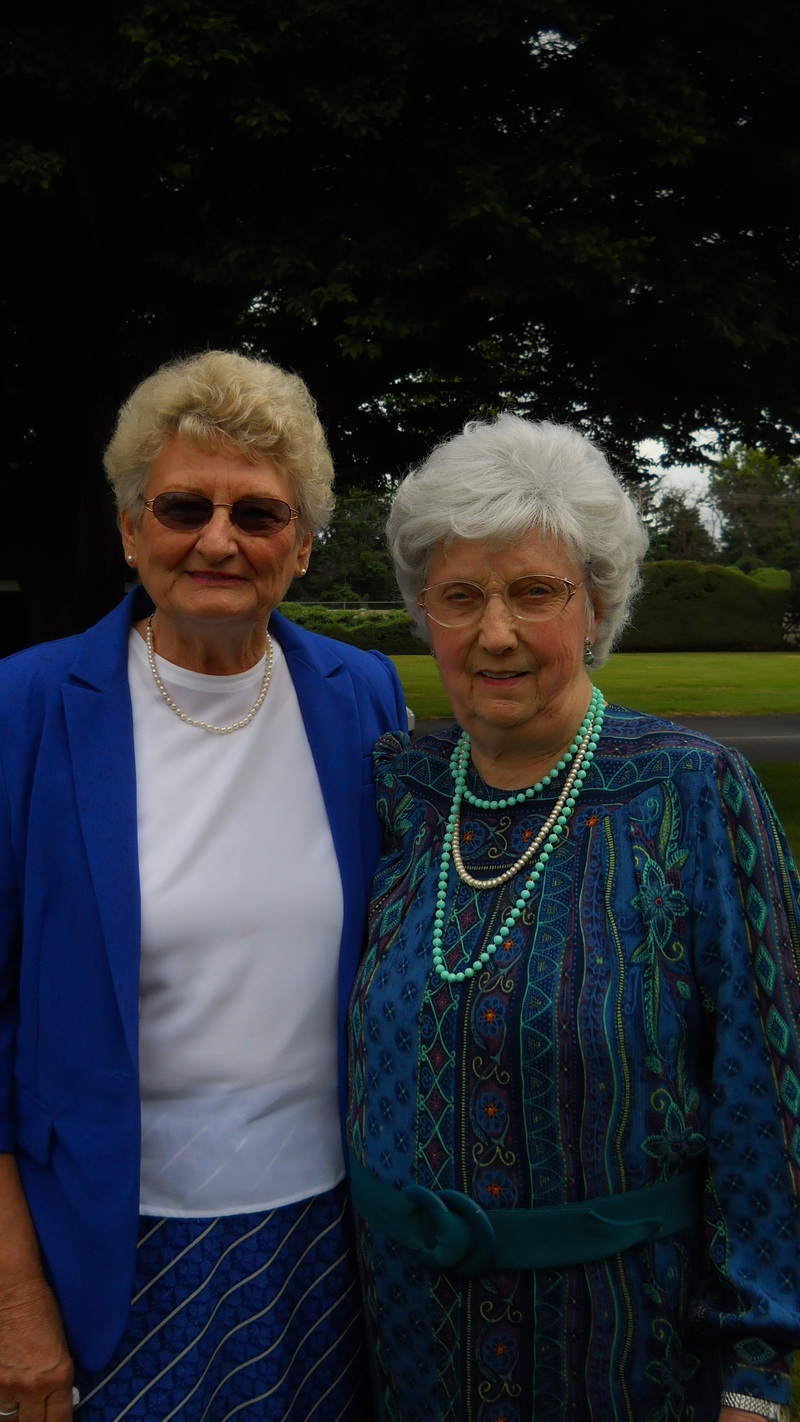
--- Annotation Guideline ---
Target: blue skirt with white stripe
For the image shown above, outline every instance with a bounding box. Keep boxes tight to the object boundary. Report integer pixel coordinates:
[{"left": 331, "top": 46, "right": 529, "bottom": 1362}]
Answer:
[{"left": 72, "top": 1183, "right": 369, "bottom": 1421}]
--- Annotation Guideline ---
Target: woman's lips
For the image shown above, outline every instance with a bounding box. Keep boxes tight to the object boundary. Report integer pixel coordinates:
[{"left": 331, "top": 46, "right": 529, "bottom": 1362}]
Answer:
[
  {"left": 477, "top": 669, "right": 528, "bottom": 684},
  {"left": 186, "top": 571, "right": 244, "bottom": 584}
]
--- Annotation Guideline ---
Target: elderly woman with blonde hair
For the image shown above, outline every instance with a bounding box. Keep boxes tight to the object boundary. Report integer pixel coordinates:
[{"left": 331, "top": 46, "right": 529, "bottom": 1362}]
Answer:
[
  {"left": 347, "top": 415, "right": 800, "bottom": 1422},
  {"left": 0, "top": 350, "right": 406, "bottom": 1420}
]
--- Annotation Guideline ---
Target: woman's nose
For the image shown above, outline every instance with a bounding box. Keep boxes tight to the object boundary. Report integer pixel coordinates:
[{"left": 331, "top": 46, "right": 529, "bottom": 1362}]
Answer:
[
  {"left": 195, "top": 507, "right": 239, "bottom": 558},
  {"left": 477, "top": 591, "right": 518, "bottom": 648}
]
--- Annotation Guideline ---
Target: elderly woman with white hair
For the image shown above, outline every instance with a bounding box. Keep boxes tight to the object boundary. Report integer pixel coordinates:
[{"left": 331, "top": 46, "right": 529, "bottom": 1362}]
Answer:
[
  {"left": 0, "top": 350, "right": 406, "bottom": 1420},
  {"left": 346, "top": 415, "right": 800, "bottom": 1422}
]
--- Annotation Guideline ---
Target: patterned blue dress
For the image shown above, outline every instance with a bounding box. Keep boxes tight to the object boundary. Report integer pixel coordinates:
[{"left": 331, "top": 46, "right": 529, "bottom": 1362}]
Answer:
[{"left": 347, "top": 707, "right": 800, "bottom": 1422}]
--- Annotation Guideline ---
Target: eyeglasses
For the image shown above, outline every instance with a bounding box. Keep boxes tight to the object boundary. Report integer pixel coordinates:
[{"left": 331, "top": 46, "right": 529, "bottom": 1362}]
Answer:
[
  {"left": 144, "top": 492, "right": 299, "bottom": 535},
  {"left": 418, "top": 574, "right": 584, "bottom": 628}
]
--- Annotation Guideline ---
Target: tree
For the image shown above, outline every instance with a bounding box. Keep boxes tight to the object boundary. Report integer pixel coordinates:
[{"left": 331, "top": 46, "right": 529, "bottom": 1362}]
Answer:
[
  {"left": 287, "top": 490, "right": 398, "bottom": 604},
  {"left": 2, "top": 0, "right": 800, "bottom": 640},
  {"left": 644, "top": 488, "right": 718, "bottom": 564},
  {"left": 708, "top": 447, "right": 800, "bottom": 611}
]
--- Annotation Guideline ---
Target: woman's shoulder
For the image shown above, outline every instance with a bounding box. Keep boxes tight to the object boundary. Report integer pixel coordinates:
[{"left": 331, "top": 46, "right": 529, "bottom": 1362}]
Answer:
[
  {"left": 372, "top": 728, "right": 460, "bottom": 841},
  {"left": 0, "top": 634, "right": 95, "bottom": 758},
  {"left": 0, "top": 592, "right": 136, "bottom": 693},
  {"left": 597, "top": 701, "right": 768, "bottom": 818},
  {"left": 0, "top": 628, "right": 94, "bottom": 705},
  {"left": 373, "top": 726, "right": 460, "bottom": 793},
  {"left": 600, "top": 701, "right": 742, "bottom": 766}
]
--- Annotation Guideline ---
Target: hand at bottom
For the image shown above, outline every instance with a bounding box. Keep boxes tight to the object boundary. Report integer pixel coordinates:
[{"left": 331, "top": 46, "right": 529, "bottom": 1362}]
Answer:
[{"left": 0, "top": 1274, "right": 73, "bottom": 1421}]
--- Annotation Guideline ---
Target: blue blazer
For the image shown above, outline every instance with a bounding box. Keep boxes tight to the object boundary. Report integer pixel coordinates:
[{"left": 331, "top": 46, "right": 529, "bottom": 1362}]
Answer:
[{"left": 0, "top": 587, "right": 406, "bottom": 1370}]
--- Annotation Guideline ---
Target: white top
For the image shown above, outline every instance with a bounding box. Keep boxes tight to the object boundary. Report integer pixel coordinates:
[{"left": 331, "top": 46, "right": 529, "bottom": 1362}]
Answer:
[{"left": 128, "top": 628, "right": 345, "bottom": 1216}]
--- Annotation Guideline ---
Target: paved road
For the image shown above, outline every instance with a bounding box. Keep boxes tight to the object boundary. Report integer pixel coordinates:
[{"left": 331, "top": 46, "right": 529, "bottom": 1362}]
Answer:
[
  {"left": 411, "top": 715, "right": 800, "bottom": 763},
  {"left": 670, "top": 715, "right": 800, "bottom": 763}
]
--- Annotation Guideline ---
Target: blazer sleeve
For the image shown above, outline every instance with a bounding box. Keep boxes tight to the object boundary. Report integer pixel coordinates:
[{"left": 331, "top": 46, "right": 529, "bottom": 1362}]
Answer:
[
  {"left": 0, "top": 744, "right": 22, "bottom": 1151},
  {"left": 364, "top": 649, "right": 408, "bottom": 741}
]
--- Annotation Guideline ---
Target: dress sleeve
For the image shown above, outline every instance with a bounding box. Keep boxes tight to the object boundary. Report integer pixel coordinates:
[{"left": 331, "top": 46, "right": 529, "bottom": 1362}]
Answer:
[
  {"left": 687, "top": 748, "right": 800, "bottom": 1403},
  {"left": 373, "top": 730, "right": 410, "bottom": 768},
  {"left": 372, "top": 732, "right": 412, "bottom": 848}
]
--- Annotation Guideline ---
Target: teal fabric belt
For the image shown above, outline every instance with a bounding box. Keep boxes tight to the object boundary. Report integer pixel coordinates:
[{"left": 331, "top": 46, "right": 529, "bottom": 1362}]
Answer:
[{"left": 349, "top": 1148, "right": 703, "bottom": 1277}]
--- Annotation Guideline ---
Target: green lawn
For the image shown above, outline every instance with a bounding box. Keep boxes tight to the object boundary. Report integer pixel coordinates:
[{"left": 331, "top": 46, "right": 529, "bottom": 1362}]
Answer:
[
  {"left": 391, "top": 653, "right": 799, "bottom": 857},
  {"left": 593, "top": 651, "right": 799, "bottom": 716}
]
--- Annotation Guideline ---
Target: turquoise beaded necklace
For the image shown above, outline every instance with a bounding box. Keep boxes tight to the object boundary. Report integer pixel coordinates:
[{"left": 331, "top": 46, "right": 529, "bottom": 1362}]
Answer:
[{"left": 432, "top": 686, "right": 605, "bottom": 985}]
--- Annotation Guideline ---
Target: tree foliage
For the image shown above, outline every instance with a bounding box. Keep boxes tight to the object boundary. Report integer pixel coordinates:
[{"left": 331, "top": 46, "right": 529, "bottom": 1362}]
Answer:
[
  {"left": 2, "top": 0, "right": 799, "bottom": 639},
  {"left": 286, "top": 491, "right": 398, "bottom": 604},
  {"left": 709, "top": 448, "right": 800, "bottom": 563},
  {"left": 708, "top": 447, "right": 800, "bottom": 613},
  {"left": 644, "top": 488, "right": 718, "bottom": 564}
]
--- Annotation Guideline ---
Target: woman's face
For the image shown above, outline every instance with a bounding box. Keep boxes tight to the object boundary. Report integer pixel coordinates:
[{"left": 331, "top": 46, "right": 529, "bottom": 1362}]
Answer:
[
  {"left": 120, "top": 434, "right": 312, "bottom": 646},
  {"left": 424, "top": 531, "right": 602, "bottom": 754}
]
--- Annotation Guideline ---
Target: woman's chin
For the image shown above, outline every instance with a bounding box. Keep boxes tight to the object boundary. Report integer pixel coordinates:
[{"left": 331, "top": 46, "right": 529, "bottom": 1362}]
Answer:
[
  {"left": 172, "top": 587, "right": 258, "bottom": 623},
  {"left": 461, "top": 701, "right": 541, "bottom": 740}
]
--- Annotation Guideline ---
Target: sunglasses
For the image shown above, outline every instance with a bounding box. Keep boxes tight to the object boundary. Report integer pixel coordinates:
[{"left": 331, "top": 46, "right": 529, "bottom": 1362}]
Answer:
[{"left": 144, "top": 491, "right": 299, "bottom": 535}]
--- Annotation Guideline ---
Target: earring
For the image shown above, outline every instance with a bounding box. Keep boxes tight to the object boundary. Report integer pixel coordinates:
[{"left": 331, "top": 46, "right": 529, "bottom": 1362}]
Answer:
[
  {"left": 127, "top": 554, "right": 135, "bottom": 564},
  {"left": 584, "top": 638, "right": 595, "bottom": 666},
  {"left": 298, "top": 567, "right": 307, "bottom": 577}
]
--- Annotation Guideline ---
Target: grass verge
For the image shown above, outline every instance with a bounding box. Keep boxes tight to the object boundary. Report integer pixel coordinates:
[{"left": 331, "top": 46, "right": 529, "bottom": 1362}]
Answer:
[{"left": 593, "top": 652, "right": 799, "bottom": 715}]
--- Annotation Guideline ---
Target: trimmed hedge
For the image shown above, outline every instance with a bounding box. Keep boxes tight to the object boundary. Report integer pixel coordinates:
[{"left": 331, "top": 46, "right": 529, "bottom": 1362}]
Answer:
[
  {"left": 280, "top": 561, "right": 792, "bottom": 654},
  {"left": 278, "top": 604, "right": 424, "bottom": 655},
  {"left": 620, "top": 561, "right": 791, "bottom": 651}
]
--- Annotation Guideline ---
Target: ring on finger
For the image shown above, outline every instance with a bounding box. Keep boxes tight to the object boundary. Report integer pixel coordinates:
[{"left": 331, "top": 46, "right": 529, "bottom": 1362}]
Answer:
[{"left": 0, "top": 1406, "right": 19, "bottom": 1417}]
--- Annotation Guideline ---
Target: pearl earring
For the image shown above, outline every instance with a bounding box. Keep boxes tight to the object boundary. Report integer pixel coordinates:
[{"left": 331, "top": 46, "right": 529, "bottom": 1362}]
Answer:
[{"left": 127, "top": 554, "right": 135, "bottom": 564}]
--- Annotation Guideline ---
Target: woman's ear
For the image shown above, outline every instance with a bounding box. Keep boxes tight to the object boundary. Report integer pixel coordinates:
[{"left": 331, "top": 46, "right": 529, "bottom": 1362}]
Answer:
[
  {"left": 120, "top": 509, "right": 137, "bottom": 566},
  {"left": 294, "top": 530, "right": 313, "bottom": 577}
]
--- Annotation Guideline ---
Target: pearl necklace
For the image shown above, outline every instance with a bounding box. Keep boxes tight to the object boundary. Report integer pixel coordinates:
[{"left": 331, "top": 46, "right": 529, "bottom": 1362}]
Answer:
[
  {"left": 145, "top": 614, "right": 274, "bottom": 734},
  {"left": 432, "top": 687, "right": 605, "bottom": 984}
]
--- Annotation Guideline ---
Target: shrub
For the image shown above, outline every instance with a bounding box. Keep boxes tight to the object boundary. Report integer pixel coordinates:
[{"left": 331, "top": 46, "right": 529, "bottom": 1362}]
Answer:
[
  {"left": 278, "top": 604, "right": 423, "bottom": 654},
  {"left": 747, "top": 567, "right": 791, "bottom": 589},
  {"left": 620, "top": 562, "right": 790, "bottom": 651}
]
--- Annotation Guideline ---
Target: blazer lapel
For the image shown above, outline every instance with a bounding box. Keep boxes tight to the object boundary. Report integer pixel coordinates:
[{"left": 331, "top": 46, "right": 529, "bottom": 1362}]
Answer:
[
  {"left": 62, "top": 591, "right": 146, "bottom": 1064},
  {"left": 269, "top": 614, "right": 362, "bottom": 896},
  {"left": 270, "top": 615, "right": 370, "bottom": 1132}
]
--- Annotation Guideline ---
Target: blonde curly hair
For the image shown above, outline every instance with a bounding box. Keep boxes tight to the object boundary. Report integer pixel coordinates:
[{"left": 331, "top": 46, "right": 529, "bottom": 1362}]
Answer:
[{"left": 104, "top": 350, "right": 334, "bottom": 536}]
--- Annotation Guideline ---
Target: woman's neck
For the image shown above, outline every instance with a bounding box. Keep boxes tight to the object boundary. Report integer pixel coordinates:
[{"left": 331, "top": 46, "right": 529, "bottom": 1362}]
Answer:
[
  {"left": 133, "top": 614, "right": 270, "bottom": 675},
  {"left": 467, "top": 685, "right": 596, "bottom": 790}
]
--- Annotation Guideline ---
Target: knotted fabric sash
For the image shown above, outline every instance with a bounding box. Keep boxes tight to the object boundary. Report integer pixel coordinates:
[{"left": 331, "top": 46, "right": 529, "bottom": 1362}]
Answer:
[{"left": 349, "top": 1149, "right": 703, "bottom": 1277}]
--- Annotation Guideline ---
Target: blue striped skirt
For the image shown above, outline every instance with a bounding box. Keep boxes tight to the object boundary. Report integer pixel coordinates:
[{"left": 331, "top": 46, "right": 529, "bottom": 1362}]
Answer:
[{"left": 72, "top": 1182, "right": 370, "bottom": 1421}]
